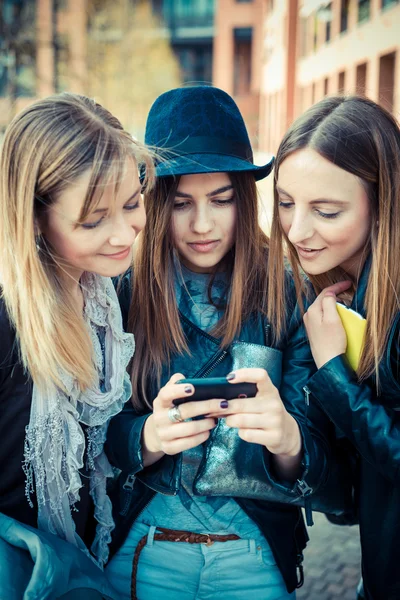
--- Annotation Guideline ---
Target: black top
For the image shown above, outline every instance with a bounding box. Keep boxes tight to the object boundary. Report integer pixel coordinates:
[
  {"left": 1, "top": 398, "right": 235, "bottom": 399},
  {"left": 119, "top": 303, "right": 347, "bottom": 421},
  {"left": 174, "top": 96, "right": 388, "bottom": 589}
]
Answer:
[
  {"left": 0, "top": 296, "right": 94, "bottom": 544},
  {"left": 306, "top": 259, "right": 400, "bottom": 600}
]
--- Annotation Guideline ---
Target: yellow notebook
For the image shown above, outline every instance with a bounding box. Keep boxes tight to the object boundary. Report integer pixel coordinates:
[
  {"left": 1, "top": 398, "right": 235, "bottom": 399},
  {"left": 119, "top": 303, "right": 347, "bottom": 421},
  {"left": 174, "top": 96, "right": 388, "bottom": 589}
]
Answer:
[{"left": 336, "top": 303, "right": 367, "bottom": 371}]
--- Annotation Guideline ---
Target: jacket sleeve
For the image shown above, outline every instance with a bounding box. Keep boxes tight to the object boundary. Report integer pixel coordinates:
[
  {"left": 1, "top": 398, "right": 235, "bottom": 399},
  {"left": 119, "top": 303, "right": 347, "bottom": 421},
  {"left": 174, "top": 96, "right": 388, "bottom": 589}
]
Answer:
[
  {"left": 105, "top": 399, "right": 182, "bottom": 492},
  {"left": 105, "top": 401, "right": 149, "bottom": 474},
  {"left": 263, "top": 307, "right": 333, "bottom": 498},
  {"left": 306, "top": 354, "right": 400, "bottom": 482}
]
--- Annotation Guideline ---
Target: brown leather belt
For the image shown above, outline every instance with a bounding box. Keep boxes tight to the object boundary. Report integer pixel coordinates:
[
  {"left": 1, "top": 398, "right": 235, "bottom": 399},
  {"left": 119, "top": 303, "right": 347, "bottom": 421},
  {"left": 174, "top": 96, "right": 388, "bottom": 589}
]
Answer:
[{"left": 131, "top": 527, "right": 240, "bottom": 599}]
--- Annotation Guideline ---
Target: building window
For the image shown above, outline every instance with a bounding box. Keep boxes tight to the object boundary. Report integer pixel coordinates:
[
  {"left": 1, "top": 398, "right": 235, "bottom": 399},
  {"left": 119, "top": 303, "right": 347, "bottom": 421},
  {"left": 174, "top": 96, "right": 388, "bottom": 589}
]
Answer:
[
  {"left": 356, "top": 62, "right": 367, "bottom": 95},
  {"left": 379, "top": 51, "right": 396, "bottom": 113},
  {"left": 324, "top": 77, "right": 329, "bottom": 95},
  {"left": 358, "top": 0, "right": 370, "bottom": 22},
  {"left": 313, "top": 14, "right": 318, "bottom": 52},
  {"left": 382, "top": 0, "right": 399, "bottom": 8},
  {"left": 162, "top": 0, "right": 214, "bottom": 28},
  {"left": 340, "top": 0, "right": 350, "bottom": 32},
  {"left": 178, "top": 46, "right": 213, "bottom": 84},
  {"left": 324, "top": 3, "right": 332, "bottom": 42},
  {"left": 338, "top": 70, "right": 346, "bottom": 93},
  {"left": 233, "top": 27, "right": 252, "bottom": 95}
]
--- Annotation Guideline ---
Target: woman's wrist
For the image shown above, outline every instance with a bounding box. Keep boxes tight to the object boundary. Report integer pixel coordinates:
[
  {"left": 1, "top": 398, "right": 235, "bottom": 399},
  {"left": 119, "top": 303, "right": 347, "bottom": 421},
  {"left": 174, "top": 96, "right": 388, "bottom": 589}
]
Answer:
[
  {"left": 280, "top": 415, "right": 302, "bottom": 458},
  {"left": 142, "top": 415, "right": 165, "bottom": 466}
]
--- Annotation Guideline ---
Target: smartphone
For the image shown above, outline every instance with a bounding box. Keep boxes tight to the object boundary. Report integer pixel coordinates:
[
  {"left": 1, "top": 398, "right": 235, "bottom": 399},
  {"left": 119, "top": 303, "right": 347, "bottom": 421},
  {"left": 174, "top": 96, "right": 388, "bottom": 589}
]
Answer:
[{"left": 173, "top": 377, "right": 257, "bottom": 406}]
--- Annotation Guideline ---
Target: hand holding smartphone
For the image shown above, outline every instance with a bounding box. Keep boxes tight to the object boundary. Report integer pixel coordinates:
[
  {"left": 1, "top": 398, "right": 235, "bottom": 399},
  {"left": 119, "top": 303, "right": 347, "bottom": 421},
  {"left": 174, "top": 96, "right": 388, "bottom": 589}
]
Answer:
[{"left": 173, "top": 377, "right": 257, "bottom": 406}]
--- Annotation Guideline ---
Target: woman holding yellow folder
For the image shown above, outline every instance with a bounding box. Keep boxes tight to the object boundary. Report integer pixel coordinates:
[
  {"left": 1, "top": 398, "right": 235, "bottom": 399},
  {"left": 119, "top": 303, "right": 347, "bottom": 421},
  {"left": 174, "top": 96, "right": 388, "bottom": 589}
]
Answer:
[{"left": 270, "top": 96, "right": 400, "bottom": 600}]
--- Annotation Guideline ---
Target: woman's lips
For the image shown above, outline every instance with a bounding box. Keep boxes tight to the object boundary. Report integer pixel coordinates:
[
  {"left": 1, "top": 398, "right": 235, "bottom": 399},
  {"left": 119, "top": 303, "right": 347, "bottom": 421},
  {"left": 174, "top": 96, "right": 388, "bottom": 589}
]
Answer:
[
  {"left": 295, "top": 245, "right": 325, "bottom": 260},
  {"left": 102, "top": 247, "right": 131, "bottom": 260},
  {"left": 187, "top": 240, "right": 220, "bottom": 253}
]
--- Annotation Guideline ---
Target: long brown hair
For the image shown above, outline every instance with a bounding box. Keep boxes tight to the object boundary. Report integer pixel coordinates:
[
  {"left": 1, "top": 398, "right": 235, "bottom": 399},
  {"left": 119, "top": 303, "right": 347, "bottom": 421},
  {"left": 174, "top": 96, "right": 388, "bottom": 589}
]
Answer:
[
  {"left": 129, "top": 172, "right": 270, "bottom": 409},
  {"left": 269, "top": 95, "right": 400, "bottom": 385},
  {"left": 0, "top": 92, "right": 154, "bottom": 392}
]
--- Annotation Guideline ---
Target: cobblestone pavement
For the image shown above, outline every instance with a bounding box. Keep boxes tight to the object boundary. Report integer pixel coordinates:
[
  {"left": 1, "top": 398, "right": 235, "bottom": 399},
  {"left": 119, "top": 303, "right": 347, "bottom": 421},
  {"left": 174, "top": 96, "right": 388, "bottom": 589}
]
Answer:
[{"left": 297, "top": 512, "right": 361, "bottom": 600}]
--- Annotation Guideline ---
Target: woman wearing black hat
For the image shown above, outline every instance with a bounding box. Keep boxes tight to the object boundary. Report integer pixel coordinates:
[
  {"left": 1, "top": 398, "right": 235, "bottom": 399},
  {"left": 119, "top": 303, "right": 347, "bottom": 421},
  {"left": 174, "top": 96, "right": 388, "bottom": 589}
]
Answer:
[{"left": 105, "top": 86, "right": 335, "bottom": 600}]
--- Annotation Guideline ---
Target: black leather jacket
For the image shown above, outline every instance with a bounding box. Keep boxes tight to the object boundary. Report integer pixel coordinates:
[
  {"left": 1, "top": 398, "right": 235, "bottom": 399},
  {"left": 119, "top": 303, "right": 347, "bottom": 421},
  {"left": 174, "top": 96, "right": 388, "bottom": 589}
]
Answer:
[
  {"left": 306, "top": 259, "right": 400, "bottom": 600},
  {"left": 106, "top": 277, "right": 333, "bottom": 593}
]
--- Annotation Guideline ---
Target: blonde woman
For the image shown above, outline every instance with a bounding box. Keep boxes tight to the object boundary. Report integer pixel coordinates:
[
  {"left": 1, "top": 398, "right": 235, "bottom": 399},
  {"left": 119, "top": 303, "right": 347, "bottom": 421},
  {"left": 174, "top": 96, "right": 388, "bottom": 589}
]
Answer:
[{"left": 0, "top": 93, "right": 153, "bottom": 599}]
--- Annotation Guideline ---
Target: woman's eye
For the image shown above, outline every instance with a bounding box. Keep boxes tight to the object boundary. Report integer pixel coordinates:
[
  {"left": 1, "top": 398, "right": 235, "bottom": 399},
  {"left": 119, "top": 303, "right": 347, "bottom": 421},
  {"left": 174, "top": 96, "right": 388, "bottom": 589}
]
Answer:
[
  {"left": 278, "top": 200, "right": 293, "bottom": 209},
  {"left": 173, "top": 201, "right": 189, "bottom": 210},
  {"left": 124, "top": 201, "right": 140, "bottom": 211},
  {"left": 213, "top": 197, "right": 234, "bottom": 206},
  {"left": 81, "top": 217, "right": 104, "bottom": 229},
  {"left": 316, "top": 210, "right": 341, "bottom": 219}
]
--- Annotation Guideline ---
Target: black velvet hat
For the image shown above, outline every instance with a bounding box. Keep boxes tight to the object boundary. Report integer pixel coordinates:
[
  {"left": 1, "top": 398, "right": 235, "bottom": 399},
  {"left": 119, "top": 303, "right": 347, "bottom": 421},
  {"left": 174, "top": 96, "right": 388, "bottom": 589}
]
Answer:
[{"left": 144, "top": 86, "right": 274, "bottom": 181}]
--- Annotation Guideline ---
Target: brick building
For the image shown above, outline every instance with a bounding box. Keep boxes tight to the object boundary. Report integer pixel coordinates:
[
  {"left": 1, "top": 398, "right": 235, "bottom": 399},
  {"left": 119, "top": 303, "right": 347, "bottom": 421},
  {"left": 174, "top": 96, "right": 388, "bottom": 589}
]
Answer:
[{"left": 260, "top": 0, "right": 400, "bottom": 153}]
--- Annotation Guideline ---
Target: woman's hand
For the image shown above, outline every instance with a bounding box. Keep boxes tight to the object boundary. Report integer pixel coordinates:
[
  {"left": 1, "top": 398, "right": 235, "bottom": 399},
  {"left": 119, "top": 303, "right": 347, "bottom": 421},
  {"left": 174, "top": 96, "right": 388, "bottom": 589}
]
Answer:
[
  {"left": 210, "top": 368, "right": 302, "bottom": 457},
  {"left": 142, "top": 373, "right": 227, "bottom": 466},
  {"left": 303, "top": 281, "right": 352, "bottom": 369},
  {"left": 206, "top": 368, "right": 303, "bottom": 480}
]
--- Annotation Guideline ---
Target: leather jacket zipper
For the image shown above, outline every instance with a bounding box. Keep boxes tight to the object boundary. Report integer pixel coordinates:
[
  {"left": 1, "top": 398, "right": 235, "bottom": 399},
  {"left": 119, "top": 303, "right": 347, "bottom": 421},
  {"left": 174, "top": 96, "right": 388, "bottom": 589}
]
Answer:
[
  {"left": 264, "top": 322, "right": 271, "bottom": 346},
  {"left": 121, "top": 473, "right": 137, "bottom": 516},
  {"left": 296, "top": 478, "right": 313, "bottom": 526},
  {"left": 296, "top": 386, "right": 314, "bottom": 526},
  {"left": 178, "top": 310, "right": 228, "bottom": 378},
  {"left": 195, "top": 350, "right": 228, "bottom": 378},
  {"left": 120, "top": 473, "right": 178, "bottom": 518}
]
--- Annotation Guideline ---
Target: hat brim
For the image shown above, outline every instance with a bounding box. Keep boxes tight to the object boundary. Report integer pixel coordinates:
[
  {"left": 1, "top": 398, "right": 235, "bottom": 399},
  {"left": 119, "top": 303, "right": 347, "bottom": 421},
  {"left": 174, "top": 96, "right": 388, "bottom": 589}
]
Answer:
[{"left": 154, "top": 153, "right": 274, "bottom": 182}]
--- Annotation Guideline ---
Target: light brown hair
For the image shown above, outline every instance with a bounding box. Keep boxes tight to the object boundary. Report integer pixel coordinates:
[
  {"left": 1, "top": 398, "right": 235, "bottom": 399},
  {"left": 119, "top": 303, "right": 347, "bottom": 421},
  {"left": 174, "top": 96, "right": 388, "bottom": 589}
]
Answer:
[
  {"left": 129, "top": 172, "right": 270, "bottom": 409},
  {"left": 269, "top": 95, "right": 400, "bottom": 386},
  {"left": 0, "top": 92, "right": 154, "bottom": 392}
]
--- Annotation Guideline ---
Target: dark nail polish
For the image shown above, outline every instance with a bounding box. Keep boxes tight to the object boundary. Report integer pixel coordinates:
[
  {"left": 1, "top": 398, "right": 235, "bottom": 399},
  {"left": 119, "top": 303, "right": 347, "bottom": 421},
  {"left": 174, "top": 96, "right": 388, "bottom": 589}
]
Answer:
[
  {"left": 184, "top": 385, "right": 193, "bottom": 394},
  {"left": 220, "top": 400, "right": 229, "bottom": 409},
  {"left": 226, "top": 372, "right": 236, "bottom": 381}
]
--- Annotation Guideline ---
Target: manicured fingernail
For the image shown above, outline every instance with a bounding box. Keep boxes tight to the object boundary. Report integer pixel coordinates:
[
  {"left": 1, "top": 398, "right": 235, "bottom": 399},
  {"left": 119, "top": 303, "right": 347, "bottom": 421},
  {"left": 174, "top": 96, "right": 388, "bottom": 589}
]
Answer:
[
  {"left": 220, "top": 400, "right": 229, "bottom": 409},
  {"left": 184, "top": 385, "right": 193, "bottom": 394},
  {"left": 226, "top": 372, "right": 236, "bottom": 381}
]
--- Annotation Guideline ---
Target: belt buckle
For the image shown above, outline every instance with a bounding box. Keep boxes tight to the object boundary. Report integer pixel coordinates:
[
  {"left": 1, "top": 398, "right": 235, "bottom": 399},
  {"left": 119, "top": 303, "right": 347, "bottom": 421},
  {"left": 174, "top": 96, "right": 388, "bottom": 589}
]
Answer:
[{"left": 205, "top": 536, "right": 214, "bottom": 547}]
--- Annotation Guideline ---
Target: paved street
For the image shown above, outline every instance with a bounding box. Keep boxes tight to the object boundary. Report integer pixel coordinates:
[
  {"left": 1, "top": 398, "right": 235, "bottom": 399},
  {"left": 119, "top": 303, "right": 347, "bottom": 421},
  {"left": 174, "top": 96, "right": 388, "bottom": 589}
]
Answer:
[{"left": 297, "top": 512, "right": 361, "bottom": 600}]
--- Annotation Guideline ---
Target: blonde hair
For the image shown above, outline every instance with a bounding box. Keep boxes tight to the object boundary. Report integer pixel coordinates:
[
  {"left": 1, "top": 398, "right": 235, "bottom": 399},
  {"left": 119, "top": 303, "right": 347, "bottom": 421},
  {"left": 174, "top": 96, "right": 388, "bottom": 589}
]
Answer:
[
  {"left": 0, "top": 92, "right": 154, "bottom": 392},
  {"left": 269, "top": 95, "right": 400, "bottom": 387}
]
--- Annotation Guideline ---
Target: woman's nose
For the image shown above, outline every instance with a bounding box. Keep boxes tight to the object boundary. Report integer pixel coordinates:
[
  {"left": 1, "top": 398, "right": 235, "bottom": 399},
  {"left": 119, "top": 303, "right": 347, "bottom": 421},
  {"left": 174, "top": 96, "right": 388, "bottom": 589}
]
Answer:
[{"left": 191, "top": 208, "right": 214, "bottom": 234}]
